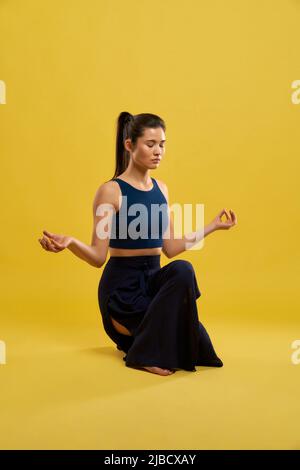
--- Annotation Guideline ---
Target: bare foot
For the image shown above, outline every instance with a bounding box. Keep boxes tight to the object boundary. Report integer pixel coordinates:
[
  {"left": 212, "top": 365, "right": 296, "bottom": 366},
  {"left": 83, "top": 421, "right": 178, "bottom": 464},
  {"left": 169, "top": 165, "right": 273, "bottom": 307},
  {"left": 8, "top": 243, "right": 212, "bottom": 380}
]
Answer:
[{"left": 143, "top": 366, "right": 175, "bottom": 376}]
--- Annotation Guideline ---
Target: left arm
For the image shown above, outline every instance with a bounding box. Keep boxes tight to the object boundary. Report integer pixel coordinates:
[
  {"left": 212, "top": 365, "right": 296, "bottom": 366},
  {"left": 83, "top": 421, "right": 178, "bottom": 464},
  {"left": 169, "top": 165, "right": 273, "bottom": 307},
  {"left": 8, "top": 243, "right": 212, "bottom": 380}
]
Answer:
[{"left": 157, "top": 180, "right": 237, "bottom": 259}]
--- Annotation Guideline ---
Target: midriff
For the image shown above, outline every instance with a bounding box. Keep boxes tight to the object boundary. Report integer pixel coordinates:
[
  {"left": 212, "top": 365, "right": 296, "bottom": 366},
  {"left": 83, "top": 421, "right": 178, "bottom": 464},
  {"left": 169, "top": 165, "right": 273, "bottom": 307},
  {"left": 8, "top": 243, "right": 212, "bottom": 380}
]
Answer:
[{"left": 109, "top": 247, "right": 162, "bottom": 257}]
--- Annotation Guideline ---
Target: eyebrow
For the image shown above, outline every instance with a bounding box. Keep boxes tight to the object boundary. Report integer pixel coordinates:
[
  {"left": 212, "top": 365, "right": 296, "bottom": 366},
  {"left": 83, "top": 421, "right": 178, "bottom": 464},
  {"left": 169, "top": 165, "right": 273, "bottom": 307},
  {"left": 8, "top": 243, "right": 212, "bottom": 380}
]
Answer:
[{"left": 145, "top": 139, "right": 166, "bottom": 143}]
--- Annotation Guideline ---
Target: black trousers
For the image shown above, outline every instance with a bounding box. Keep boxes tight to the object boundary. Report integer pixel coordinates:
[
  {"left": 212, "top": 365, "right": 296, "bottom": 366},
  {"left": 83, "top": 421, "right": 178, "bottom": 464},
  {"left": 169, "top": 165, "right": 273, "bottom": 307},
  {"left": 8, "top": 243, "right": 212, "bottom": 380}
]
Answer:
[{"left": 98, "top": 255, "right": 223, "bottom": 372}]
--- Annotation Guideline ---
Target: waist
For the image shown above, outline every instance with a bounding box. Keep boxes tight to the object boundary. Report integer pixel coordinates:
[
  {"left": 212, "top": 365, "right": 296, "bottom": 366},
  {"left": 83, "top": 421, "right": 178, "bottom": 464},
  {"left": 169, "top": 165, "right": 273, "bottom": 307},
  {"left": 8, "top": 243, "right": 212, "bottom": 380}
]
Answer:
[{"left": 107, "top": 254, "right": 161, "bottom": 270}]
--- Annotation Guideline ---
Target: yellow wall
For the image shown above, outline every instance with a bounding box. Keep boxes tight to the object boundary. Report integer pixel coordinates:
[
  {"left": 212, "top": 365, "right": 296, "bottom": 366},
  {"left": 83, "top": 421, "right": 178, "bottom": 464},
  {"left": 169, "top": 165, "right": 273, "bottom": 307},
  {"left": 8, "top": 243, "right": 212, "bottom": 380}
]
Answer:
[
  {"left": 1, "top": 0, "right": 299, "bottom": 325},
  {"left": 0, "top": 0, "right": 299, "bottom": 450}
]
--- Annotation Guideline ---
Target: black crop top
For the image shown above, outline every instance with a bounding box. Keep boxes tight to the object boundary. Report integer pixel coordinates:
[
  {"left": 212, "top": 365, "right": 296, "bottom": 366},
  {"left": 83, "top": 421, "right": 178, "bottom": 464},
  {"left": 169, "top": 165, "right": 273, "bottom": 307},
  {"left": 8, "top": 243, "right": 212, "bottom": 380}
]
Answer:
[{"left": 108, "top": 177, "right": 169, "bottom": 249}]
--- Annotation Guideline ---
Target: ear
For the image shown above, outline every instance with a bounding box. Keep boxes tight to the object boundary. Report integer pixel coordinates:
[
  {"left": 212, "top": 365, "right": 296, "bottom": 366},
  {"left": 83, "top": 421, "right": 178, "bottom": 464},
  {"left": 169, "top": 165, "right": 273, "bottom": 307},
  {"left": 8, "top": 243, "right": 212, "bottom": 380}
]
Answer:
[{"left": 124, "top": 138, "right": 132, "bottom": 153}]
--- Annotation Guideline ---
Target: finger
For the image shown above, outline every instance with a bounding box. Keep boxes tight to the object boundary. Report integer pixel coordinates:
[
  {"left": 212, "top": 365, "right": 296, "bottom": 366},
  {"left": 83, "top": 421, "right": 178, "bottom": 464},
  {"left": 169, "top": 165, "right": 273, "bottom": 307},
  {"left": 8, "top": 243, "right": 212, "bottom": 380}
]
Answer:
[
  {"left": 230, "top": 210, "right": 237, "bottom": 224},
  {"left": 40, "top": 239, "right": 49, "bottom": 250},
  {"left": 218, "top": 208, "right": 230, "bottom": 220},
  {"left": 46, "top": 237, "right": 62, "bottom": 252},
  {"left": 217, "top": 208, "right": 226, "bottom": 218},
  {"left": 220, "top": 209, "right": 230, "bottom": 222},
  {"left": 224, "top": 208, "right": 231, "bottom": 220},
  {"left": 51, "top": 238, "right": 63, "bottom": 249},
  {"left": 42, "top": 236, "right": 51, "bottom": 246},
  {"left": 44, "top": 238, "right": 53, "bottom": 250},
  {"left": 43, "top": 235, "right": 57, "bottom": 248},
  {"left": 40, "top": 237, "right": 47, "bottom": 248},
  {"left": 43, "top": 230, "right": 57, "bottom": 240},
  {"left": 44, "top": 237, "right": 57, "bottom": 252}
]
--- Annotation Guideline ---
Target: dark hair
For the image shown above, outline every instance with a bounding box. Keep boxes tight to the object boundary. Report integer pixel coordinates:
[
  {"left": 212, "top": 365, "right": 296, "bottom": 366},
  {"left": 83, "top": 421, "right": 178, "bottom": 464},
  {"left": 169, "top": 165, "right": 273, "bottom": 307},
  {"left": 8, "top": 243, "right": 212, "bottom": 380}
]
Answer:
[{"left": 111, "top": 112, "right": 166, "bottom": 179}]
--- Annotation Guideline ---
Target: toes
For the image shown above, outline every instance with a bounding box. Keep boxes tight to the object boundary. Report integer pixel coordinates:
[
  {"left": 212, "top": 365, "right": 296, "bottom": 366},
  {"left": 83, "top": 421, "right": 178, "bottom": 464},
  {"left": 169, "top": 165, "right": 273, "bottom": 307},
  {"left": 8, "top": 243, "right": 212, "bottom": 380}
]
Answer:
[{"left": 141, "top": 366, "right": 175, "bottom": 376}]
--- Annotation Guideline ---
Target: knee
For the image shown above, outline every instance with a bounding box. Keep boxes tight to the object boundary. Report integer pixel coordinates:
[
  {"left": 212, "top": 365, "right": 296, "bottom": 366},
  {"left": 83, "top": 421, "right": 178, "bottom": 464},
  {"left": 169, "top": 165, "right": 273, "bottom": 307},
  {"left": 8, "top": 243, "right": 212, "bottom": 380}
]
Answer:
[{"left": 168, "top": 260, "right": 195, "bottom": 284}]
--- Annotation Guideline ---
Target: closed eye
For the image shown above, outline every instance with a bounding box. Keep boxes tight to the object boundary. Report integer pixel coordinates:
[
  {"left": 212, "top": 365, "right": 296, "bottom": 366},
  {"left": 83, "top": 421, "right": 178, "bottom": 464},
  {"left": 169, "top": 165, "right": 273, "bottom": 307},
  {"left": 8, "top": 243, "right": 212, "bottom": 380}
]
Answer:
[{"left": 147, "top": 144, "right": 165, "bottom": 148}]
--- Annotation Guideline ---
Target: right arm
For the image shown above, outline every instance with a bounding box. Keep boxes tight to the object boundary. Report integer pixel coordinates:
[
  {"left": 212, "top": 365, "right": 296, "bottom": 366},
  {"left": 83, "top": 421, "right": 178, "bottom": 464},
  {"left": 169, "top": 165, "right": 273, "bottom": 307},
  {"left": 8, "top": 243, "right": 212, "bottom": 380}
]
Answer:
[{"left": 38, "top": 182, "right": 118, "bottom": 268}]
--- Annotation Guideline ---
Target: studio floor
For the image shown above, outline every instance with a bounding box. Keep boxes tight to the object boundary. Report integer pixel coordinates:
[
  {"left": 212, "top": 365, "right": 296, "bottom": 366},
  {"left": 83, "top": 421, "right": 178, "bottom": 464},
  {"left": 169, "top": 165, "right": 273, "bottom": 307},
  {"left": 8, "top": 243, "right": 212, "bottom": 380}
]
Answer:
[{"left": 0, "top": 319, "right": 299, "bottom": 450}]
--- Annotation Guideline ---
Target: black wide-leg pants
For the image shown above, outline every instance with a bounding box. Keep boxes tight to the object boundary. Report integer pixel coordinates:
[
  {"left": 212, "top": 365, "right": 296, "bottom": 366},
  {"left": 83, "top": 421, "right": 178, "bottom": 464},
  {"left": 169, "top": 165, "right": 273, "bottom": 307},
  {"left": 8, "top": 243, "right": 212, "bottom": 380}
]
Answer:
[{"left": 98, "top": 255, "right": 223, "bottom": 372}]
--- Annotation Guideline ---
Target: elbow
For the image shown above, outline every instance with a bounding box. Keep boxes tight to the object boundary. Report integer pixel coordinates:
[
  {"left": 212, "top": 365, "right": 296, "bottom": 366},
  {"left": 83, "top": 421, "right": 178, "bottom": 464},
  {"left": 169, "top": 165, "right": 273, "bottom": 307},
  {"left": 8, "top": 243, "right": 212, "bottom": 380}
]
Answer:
[
  {"left": 162, "top": 247, "right": 173, "bottom": 259},
  {"left": 95, "top": 256, "right": 107, "bottom": 268},
  {"left": 94, "top": 261, "right": 103, "bottom": 269}
]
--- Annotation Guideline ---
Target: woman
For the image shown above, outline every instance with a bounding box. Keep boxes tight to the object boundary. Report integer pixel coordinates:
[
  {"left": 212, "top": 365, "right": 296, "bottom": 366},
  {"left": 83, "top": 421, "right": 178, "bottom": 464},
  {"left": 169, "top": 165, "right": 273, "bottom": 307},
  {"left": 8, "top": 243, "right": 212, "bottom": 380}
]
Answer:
[{"left": 38, "top": 112, "right": 237, "bottom": 376}]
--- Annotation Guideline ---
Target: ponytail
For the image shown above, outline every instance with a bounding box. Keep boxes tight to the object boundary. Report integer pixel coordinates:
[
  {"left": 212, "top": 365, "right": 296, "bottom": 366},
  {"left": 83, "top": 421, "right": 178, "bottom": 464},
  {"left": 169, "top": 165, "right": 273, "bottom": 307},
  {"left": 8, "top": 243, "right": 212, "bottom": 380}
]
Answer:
[
  {"left": 110, "top": 112, "right": 166, "bottom": 180},
  {"left": 112, "top": 111, "right": 133, "bottom": 179}
]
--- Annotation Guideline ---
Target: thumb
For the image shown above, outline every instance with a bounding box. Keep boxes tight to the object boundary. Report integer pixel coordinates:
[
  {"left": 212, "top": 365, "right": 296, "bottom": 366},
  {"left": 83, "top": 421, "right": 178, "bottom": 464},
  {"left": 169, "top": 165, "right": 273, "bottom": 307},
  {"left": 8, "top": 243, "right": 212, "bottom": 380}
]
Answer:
[
  {"left": 218, "top": 209, "right": 230, "bottom": 220},
  {"left": 51, "top": 238, "right": 63, "bottom": 248}
]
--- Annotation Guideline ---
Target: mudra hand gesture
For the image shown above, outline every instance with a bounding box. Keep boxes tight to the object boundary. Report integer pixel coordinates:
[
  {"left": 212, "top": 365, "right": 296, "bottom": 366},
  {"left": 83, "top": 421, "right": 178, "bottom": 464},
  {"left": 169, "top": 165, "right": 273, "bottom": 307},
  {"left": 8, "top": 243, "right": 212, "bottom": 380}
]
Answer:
[
  {"left": 211, "top": 209, "right": 237, "bottom": 231},
  {"left": 38, "top": 230, "right": 72, "bottom": 252}
]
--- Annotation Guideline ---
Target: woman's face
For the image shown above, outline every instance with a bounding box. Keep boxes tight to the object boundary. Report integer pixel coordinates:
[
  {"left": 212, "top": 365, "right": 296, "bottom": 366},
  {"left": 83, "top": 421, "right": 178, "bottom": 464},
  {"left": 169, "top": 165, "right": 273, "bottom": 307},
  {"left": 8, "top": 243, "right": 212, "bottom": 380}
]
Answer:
[{"left": 125, "top": 127, "right": 166, "bottom": 169}]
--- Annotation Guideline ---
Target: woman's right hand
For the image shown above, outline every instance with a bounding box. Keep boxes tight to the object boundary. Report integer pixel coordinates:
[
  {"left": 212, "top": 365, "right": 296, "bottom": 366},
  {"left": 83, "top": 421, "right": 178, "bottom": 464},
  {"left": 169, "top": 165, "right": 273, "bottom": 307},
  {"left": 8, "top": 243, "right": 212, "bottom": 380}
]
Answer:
[{"left": 38, "top": 230, "right": 73, "bottom": 253}]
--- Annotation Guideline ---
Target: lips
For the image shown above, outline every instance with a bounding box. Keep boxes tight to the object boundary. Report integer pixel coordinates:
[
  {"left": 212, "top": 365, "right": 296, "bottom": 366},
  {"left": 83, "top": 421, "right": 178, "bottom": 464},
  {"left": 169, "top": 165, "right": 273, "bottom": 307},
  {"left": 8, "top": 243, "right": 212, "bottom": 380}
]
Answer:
[{"left": 152, "top": 159, "right": 161, "bottom": 162}]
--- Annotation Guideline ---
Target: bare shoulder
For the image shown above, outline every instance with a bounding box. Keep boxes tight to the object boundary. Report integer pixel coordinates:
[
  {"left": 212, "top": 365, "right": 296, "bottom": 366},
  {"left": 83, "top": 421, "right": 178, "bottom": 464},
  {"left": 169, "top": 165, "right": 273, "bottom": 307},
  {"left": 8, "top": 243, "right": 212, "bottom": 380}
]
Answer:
[
  {"left": 93, "top": 180, "right": 121, "bottom": 211},
  {"left": 155, "top": 178, "right": 169, "bottom": 201}
]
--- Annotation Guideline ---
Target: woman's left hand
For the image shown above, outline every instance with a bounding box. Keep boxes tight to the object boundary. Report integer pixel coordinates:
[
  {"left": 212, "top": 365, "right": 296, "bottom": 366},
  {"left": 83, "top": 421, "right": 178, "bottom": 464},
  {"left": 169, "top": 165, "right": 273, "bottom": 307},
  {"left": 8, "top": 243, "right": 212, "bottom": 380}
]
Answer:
[{"left": 210, "top": 208, "right": 238, "bottom": 231}]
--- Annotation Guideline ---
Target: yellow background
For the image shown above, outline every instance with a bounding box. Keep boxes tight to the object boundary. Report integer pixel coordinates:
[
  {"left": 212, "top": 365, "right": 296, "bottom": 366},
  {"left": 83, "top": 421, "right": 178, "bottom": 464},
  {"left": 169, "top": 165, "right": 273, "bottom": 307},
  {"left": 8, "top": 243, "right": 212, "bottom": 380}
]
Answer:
[{"left": 0, "top": 0, "right": 299, "bottom": 449}]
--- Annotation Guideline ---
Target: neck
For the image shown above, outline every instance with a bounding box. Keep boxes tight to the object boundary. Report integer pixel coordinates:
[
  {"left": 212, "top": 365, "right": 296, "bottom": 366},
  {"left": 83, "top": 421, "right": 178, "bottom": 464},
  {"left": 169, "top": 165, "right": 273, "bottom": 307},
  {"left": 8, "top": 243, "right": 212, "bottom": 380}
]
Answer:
[{"left": 121, "top": 163, "right": 152, "bottom": 185}]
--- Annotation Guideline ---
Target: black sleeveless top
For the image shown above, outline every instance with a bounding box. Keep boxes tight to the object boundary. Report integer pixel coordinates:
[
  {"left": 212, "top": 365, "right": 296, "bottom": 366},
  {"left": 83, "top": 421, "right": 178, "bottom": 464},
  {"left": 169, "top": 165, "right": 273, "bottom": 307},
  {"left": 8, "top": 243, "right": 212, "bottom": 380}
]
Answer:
[{"left": 109, "top": 177, "right": 169, "bottom": 249}]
